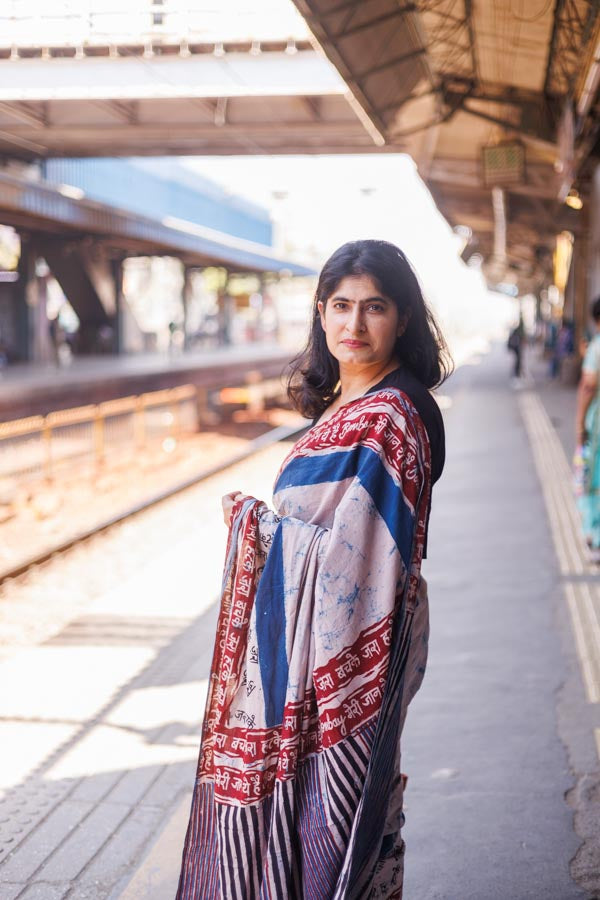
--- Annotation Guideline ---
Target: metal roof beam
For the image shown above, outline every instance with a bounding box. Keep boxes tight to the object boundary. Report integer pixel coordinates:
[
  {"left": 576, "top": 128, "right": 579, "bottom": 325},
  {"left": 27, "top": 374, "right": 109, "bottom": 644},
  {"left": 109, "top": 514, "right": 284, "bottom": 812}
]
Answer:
[
  {"left": 300, "top": 96, "right": 322, "bottom": 119},
  {"left": 455, "top": 82, "right": 547, "bottom": 106},
  {"left": 0, "top": 101, "right": 45, "bottom": 127},
  {"left": 426, "top": 158, "right": 560, "bottom": 200},
  {"left": 464, "top": 0, "right": 477, "bottom": 74},
  {"left": 544, "top": 0, "right": 600, "bottom": 96},
  {"left": 458, "top": 100, "right": 551, "bottom": 142},
  {"left": 377, "top": 87, "right": 439, "bottom": 114},
  {"left": 416, "top": 0, "right": 479, "bottom": 83},
  {"left": 355, "top": 47, "right": 428, "bottom": 82},
  {"left": 291, "top": 0, "right": 400, "bottom": 141},
  {"left": 320, "top": 0, "right": 378, "bottom": 17},
  {"left": 91, "top": 100, "right": 138, "bottom": 125},
  {"left": 331, "top": 6, "right": 417, "bottom": 40}
]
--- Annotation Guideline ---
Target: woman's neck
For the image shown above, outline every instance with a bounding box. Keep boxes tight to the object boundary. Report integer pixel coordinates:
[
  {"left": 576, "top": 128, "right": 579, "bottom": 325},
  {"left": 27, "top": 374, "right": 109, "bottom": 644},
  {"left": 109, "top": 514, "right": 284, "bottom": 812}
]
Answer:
[{"left": 337, "top": 359, "right": 400, "bottom": 404}]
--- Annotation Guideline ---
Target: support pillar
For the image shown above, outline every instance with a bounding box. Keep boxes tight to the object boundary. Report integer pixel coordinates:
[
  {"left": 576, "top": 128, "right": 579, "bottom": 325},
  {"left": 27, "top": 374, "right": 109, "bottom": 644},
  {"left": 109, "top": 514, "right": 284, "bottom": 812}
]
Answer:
[
  {"left": 14, "top": 237, "right": 36, "bottom": 362},
  {"left": 573, "top": 221, "right": 590, "bottom": 355},
  {"left": 111, "top": 257, "right": 124, "bottom": 355},
  {"left": 218, "top": 268, "right": 233, "bottom": 346},
  {"left": 31, "top": 263, "right": 54, "bottom": 364},
  {"left": 182, "top": 265, "right": 193, "bottom": 351}
]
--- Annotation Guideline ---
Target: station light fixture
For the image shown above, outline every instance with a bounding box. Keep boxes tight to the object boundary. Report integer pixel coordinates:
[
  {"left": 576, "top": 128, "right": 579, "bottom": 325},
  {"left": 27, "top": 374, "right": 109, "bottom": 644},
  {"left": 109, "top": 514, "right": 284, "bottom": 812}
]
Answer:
[
  {"left": 565, "top": 188, "right": 583, "bottom": 210},
  {"left": 58, "top": 184, "right": 85, "bottom": 200},
  {"left": 553, "top": 231, "right": 574, "bottom": 295}
]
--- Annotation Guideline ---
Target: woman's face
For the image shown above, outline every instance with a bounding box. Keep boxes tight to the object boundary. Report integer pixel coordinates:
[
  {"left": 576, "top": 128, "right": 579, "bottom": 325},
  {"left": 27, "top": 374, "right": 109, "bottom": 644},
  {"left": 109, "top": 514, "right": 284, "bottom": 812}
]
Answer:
[{"left": 318, "top": 274, "right": 407, "bottom": 371}]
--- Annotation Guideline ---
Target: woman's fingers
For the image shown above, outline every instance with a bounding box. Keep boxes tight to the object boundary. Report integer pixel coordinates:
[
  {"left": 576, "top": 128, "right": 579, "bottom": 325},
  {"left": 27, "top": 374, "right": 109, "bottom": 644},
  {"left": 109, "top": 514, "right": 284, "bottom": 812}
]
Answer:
[{"left": 222, "top": 491, "right": 243, "bottom": 526}]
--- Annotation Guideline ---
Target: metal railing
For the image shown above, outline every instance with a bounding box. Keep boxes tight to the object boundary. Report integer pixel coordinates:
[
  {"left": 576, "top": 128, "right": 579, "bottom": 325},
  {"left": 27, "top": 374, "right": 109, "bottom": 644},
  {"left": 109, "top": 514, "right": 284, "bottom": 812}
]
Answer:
[{"left": 0, "top": 384, "right": 198, "bottom": 485}]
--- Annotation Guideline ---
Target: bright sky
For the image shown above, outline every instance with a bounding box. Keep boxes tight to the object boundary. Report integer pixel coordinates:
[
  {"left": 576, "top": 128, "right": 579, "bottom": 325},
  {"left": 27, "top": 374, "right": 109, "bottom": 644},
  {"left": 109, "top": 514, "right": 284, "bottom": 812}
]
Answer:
[
  {"left": 182, "top": 153, "right": 508, "bottom": 350},
  {"left": 185, "top": 153, "right": 446, "bottom": 258}
]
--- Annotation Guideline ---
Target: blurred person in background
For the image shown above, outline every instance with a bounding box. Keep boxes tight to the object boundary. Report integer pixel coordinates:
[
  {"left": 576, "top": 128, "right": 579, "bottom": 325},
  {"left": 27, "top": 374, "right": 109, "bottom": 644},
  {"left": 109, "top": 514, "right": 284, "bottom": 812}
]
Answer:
[
  {"left": 177, "top": 240, "right": 451, "bottom": 899},
  {"left": 545, "top": 317, "right": 559, "bottom": 376},
  {"left": 507, "top": 317, "right": 525, "bottom": 379},
  {"left": 575, "top": 297, "right": 600, "bottom": 562}
]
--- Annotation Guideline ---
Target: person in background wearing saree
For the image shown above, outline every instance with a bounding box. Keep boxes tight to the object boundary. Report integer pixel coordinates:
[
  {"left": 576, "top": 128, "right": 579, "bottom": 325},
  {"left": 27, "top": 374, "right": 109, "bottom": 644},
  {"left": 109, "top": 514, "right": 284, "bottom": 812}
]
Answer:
[
  {"left": 177, "top": 239, "right": 452, "bottom": 900},
  {"left": 575, "top": 297, "right": 600, "bottom": 562}
]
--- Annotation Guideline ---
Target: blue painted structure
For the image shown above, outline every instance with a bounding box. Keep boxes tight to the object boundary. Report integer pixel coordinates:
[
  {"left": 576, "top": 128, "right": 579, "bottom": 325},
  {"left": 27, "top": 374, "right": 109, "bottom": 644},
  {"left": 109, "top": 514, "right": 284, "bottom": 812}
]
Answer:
[{"left": 42, "top": 157, "right": 273, "bottom": 246}]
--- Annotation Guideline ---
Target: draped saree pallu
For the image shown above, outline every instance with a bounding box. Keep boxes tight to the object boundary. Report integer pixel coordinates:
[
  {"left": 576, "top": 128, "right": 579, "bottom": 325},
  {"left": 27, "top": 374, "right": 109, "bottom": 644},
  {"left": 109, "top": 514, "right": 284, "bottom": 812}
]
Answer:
[{"left": 177, "top": 388, "right": 431, "bottom": 900}]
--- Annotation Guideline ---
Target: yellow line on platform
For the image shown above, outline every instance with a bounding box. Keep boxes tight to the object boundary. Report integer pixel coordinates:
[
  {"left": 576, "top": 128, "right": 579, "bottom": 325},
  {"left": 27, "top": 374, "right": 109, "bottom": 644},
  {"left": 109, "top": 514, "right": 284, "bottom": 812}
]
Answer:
[
  {"left": 519, "top": 391, "right": 600, "bottom": 707},
  {"left": 564, "top": 584, "right": 600, "bottom": 704}
]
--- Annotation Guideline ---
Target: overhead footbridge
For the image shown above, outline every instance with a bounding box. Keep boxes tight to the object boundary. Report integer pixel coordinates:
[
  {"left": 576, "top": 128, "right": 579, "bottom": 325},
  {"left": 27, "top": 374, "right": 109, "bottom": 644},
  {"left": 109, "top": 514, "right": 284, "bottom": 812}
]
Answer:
[{"left": 0, "top": 3, "right": 387, "bottom": 157}]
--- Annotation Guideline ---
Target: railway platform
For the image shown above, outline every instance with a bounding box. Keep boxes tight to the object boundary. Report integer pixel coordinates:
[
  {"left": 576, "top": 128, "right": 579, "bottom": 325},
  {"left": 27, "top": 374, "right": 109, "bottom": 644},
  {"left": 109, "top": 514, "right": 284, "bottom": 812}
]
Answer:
[
  {"left": 0, "top": 343, "right": 598, "bottom": 899},
  {"left": 0, "top": 343, "right": 294, "bottom": 422}
]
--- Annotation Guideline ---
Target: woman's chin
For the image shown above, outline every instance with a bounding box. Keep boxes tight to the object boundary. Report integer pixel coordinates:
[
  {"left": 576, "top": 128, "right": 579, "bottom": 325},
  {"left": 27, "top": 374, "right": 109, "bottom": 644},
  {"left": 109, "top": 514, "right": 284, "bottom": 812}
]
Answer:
[{"left": 338, "top": 350, "right": 394, "bottom": 369}]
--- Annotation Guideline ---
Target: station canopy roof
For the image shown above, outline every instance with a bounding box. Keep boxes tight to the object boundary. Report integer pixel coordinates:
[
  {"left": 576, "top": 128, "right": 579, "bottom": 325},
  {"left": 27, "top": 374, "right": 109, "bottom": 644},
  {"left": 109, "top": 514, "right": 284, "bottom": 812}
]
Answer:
[
  {"left": 0, "top": 170, "right": 315, "bottom": 276},
  {"left": 291, "top": 0, "right": 600, "bottom": 293}
]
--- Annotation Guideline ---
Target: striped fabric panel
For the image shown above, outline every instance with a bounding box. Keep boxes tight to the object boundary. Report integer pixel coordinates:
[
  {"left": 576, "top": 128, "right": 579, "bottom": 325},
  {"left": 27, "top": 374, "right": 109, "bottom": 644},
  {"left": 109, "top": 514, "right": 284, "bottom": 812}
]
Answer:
[
  {"left": 334, "top": 609, "right": 415, "bottom": 899},
  {"left": 176, "top": 782, "right": 220, "bottom": 899},
  {"left": 295, "top": 754, "right": 344, "bottom": 899}
]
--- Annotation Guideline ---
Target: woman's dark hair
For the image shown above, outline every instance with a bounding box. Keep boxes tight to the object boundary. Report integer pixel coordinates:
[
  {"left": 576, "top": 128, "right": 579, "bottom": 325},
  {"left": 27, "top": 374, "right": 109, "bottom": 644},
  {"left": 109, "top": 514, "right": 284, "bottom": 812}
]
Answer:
[
  {"left": 287, "top": 239, "right": 453, "bottom": 418},
  {"left": 591, "top": 296, "right": 600, "bottom": 322}
]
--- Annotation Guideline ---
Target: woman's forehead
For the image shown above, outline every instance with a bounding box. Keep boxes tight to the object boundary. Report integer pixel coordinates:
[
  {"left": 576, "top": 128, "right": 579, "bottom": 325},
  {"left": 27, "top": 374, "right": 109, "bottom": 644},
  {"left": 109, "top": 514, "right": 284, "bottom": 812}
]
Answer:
[{"left": 327, "top": 273, "right": 386, "bottom": 298}]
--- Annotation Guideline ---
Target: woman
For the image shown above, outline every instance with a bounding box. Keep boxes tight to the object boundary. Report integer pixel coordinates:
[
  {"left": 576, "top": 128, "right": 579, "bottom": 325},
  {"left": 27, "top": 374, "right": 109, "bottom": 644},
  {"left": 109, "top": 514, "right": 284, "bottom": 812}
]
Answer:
[
  {"left": 177, "top": 240, "right": 451, "bottom": 899},
  {"left": 575, "top": 297, "right": 600, "bottom": 561}
]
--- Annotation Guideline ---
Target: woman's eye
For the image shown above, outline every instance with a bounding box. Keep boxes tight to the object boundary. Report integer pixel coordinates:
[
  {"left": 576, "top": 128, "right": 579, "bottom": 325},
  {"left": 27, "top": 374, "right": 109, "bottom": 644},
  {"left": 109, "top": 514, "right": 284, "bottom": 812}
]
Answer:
[{"left": 368, "top": 304, "right": 384, "bottom": 312}]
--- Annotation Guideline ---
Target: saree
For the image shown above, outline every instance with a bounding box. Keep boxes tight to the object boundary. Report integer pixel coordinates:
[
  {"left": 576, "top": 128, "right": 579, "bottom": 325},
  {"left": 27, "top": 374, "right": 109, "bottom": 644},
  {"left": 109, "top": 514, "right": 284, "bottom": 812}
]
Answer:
[{"left": 177, "top": 387, "right": 431, "bottom": 899}]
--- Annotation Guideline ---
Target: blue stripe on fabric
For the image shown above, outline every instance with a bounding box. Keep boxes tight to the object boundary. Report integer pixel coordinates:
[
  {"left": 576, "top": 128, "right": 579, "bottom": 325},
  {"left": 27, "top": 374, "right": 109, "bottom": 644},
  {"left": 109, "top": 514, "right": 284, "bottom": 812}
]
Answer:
[
  {"left": 274, "top": 450, "right": 357, "bottom": 494},
  {"left": 275, "top": 447, "right": 415, "bottom": 567},
  {"left": 255, "top": 522, "right": 289, "bottom": 728}
]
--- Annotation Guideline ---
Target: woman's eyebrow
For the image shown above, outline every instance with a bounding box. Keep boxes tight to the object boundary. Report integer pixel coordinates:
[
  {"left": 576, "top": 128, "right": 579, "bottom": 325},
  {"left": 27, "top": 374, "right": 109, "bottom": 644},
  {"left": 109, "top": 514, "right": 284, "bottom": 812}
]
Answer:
[{"left": 330, "top": 294, "right": 390, "bottom": 303}]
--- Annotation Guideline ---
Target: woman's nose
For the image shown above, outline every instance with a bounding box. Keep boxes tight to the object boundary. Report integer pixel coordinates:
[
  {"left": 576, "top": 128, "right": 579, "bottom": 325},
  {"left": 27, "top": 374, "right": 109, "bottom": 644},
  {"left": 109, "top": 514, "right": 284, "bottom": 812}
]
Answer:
[{"left": 348, "top": 306, "right": 365, "bottom": 332}]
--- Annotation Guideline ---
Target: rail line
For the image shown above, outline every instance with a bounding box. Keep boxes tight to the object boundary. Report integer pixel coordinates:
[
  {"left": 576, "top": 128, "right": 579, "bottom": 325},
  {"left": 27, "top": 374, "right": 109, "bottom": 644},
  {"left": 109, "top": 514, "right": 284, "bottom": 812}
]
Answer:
[{"left": 0, "top": 421, "right": 305, "bottom": 587}]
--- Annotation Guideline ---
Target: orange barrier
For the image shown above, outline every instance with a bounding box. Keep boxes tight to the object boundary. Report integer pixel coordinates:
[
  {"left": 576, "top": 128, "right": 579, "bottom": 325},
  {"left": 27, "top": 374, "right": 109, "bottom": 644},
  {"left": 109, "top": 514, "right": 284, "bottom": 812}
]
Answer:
[{"left": 0, "top": 384, "right": 198, "bottom": 483}]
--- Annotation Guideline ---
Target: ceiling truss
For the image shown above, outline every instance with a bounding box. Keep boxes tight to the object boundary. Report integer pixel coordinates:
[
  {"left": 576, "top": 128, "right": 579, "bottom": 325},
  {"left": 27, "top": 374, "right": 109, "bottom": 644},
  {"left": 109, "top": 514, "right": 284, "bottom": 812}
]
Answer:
[{"left": 544, "top": 0, "right": 600, "bottom": 97}]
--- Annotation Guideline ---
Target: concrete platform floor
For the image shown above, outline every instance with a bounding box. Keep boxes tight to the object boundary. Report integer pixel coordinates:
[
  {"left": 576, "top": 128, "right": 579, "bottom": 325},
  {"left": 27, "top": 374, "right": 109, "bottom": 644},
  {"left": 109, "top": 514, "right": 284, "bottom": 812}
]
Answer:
[{"left": 0, "top": 342, "right": 598, "bottom": 899}]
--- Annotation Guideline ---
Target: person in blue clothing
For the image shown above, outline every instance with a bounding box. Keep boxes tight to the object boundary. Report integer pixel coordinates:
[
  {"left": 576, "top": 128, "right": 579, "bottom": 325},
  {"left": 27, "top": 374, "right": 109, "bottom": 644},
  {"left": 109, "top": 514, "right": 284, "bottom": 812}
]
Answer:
[{"left": 575, "top": 297, "right": 600, "bottom": 561}]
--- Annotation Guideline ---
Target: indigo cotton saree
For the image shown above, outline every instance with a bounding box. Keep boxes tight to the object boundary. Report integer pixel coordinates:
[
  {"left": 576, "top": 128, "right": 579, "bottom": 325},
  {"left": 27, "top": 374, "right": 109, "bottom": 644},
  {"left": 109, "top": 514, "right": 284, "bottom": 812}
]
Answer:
[{"left": 177, "top": 388, "right": 431, "bottom": 900}]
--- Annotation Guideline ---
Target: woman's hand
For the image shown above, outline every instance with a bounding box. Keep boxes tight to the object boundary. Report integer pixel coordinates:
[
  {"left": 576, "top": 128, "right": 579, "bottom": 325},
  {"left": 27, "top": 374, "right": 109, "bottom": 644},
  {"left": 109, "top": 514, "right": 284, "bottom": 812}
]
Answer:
[{"left": 222, "top": 491, "right": 243, "bottom": 527}]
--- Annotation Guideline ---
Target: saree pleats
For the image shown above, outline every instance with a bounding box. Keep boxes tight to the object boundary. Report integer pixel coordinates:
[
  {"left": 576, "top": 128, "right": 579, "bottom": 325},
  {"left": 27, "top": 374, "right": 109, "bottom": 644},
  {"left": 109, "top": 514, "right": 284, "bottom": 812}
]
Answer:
[{"left": 177, "top": 388, "right": 431, "bottom": 899}]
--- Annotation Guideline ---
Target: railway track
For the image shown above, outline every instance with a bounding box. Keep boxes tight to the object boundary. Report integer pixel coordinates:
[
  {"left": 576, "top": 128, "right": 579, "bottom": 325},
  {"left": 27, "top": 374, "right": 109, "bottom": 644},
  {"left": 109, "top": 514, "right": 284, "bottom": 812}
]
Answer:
[{"left": 0, "top": 421, "right": 305, "bottom": 587}]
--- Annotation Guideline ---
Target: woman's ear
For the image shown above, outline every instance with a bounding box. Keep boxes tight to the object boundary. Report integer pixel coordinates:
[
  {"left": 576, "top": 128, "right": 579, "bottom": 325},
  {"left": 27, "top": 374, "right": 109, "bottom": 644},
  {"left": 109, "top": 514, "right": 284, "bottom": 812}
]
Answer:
[
  {"left": 317, "top": 300, "right": 326, "bottom": 331},
  {"left": 397, "top": 311, "right": 411, "bottom": 337}
]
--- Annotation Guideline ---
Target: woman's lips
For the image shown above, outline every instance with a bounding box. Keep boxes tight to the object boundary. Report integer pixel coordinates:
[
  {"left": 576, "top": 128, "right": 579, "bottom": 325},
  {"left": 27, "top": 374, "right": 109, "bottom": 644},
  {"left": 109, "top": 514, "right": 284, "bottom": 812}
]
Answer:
[{"left": 342, "top": 339, "right": 368, "bottom": 348}]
